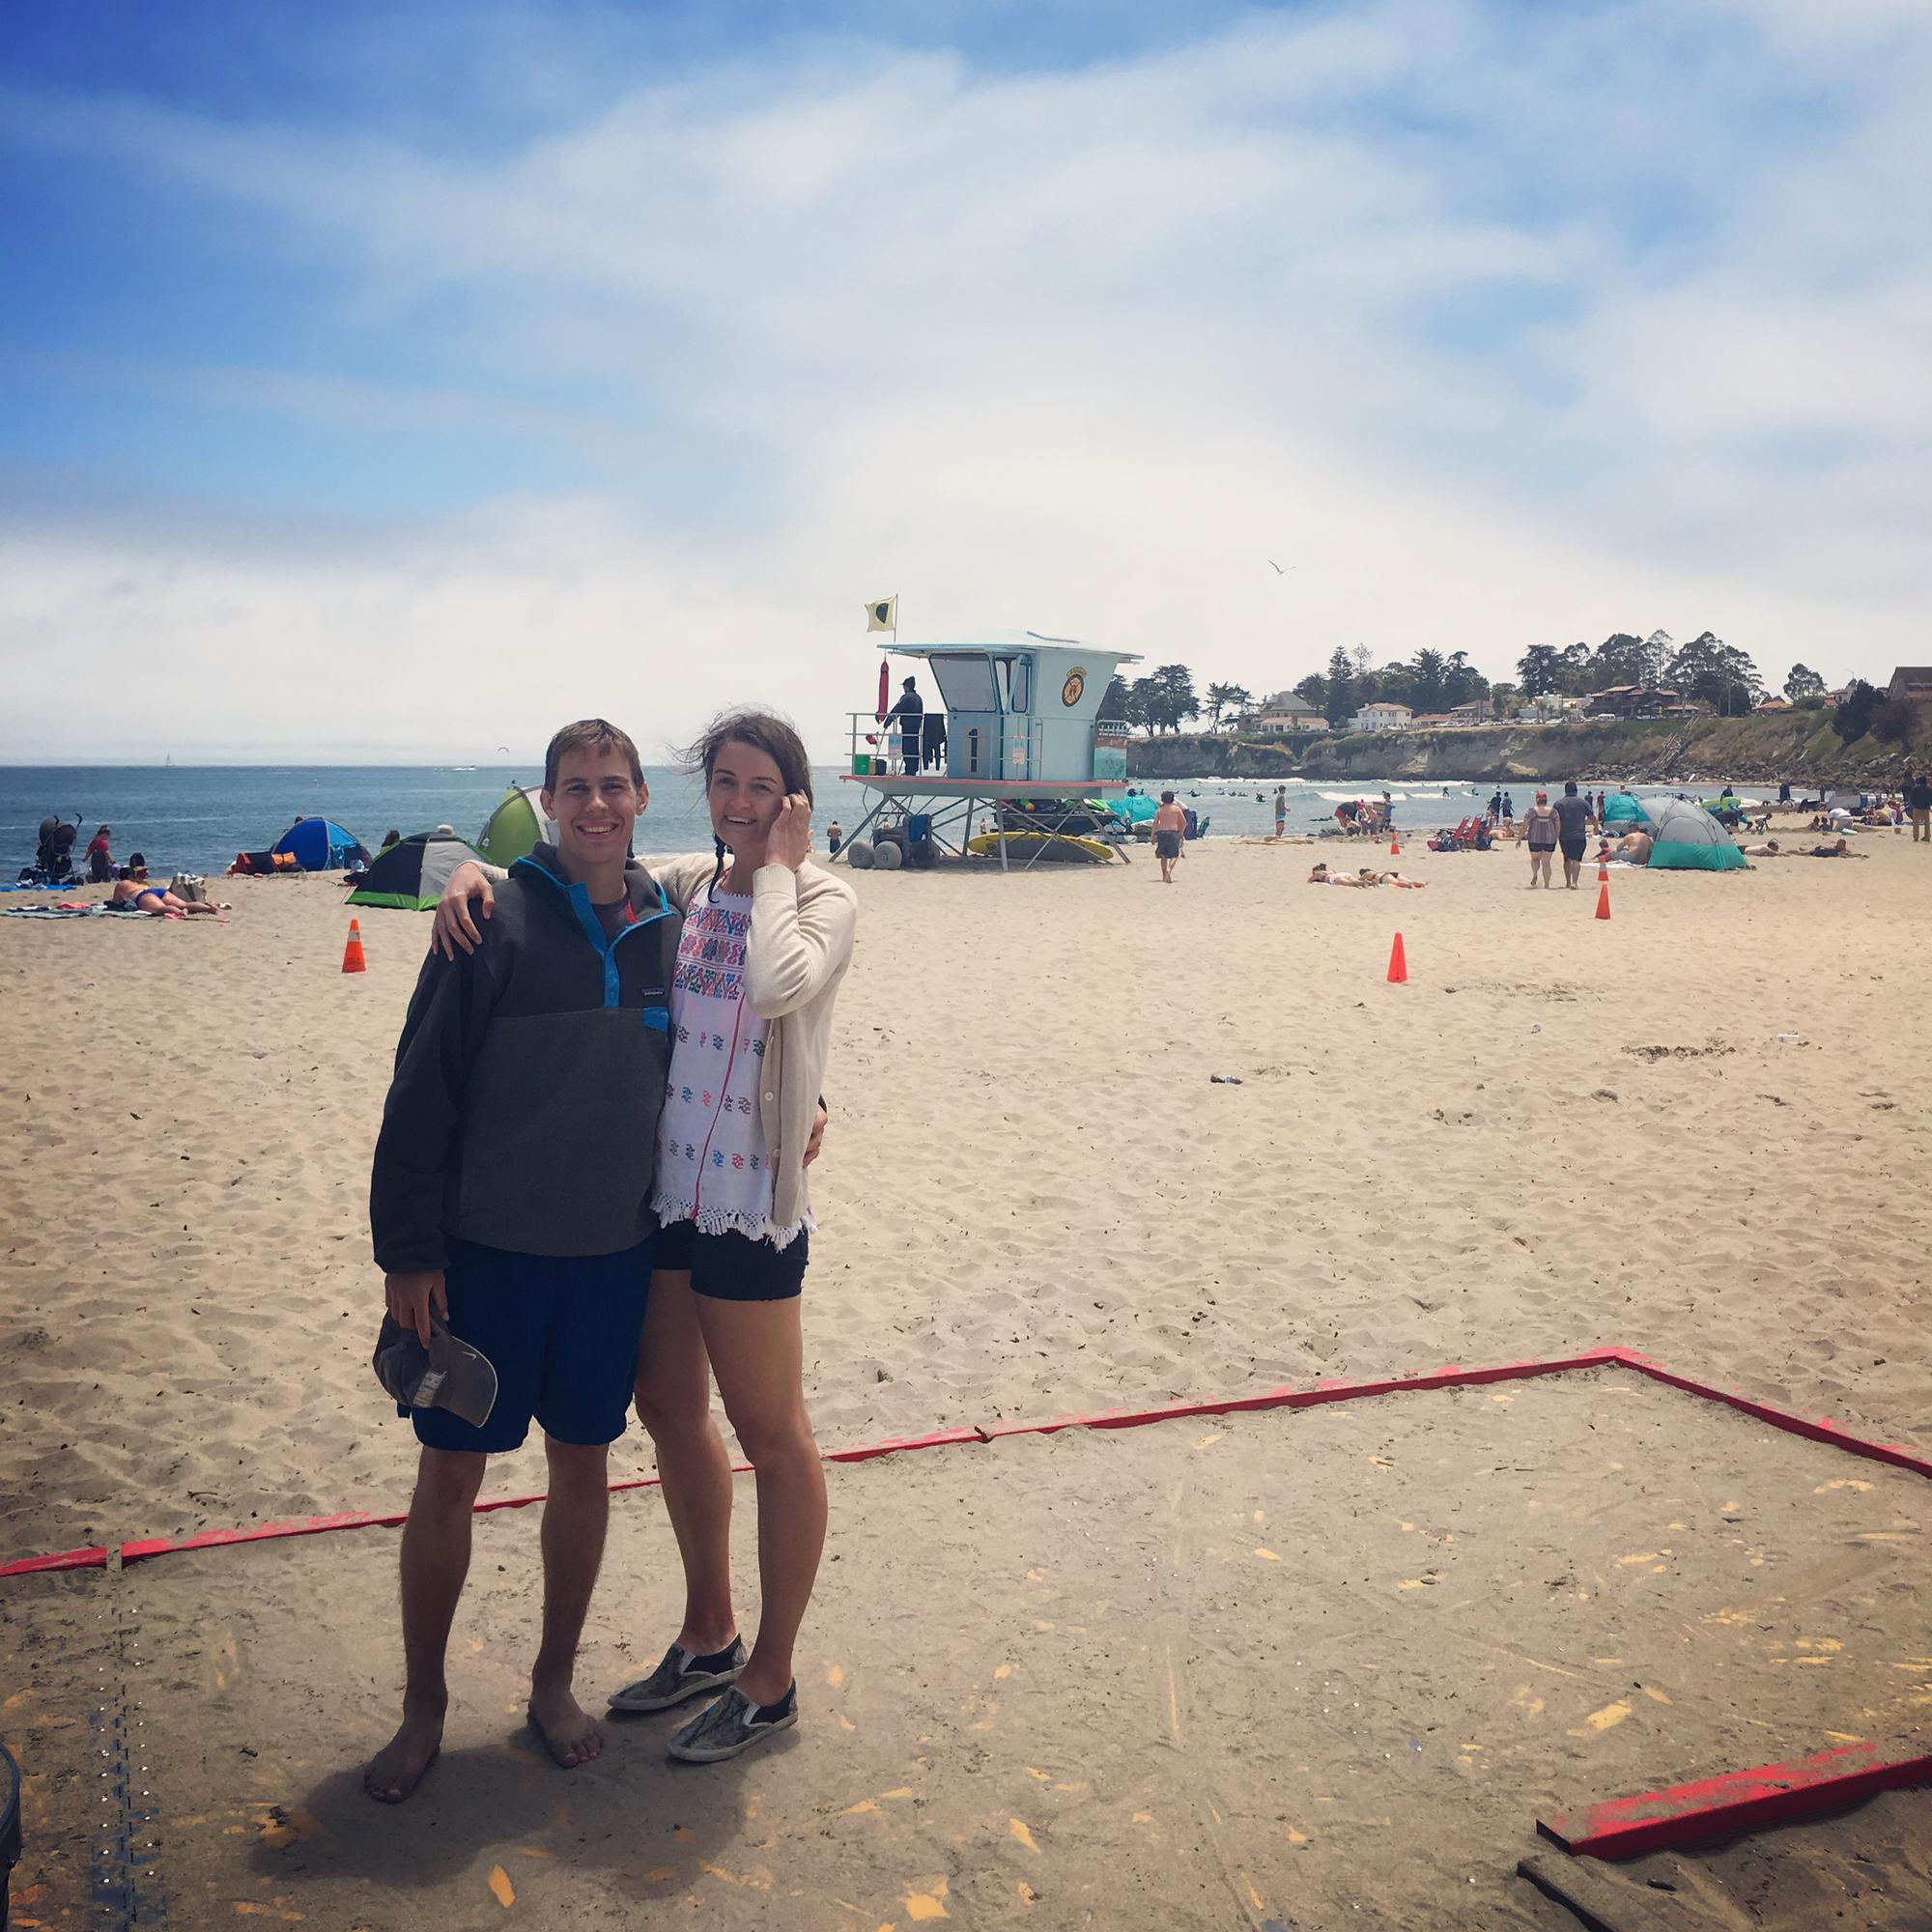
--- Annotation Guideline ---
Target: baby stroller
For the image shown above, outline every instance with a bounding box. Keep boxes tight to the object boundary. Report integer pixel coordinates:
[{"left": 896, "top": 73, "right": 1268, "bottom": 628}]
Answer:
[{"left": 17, "top": 814, "right": 80, "bottom": 888}]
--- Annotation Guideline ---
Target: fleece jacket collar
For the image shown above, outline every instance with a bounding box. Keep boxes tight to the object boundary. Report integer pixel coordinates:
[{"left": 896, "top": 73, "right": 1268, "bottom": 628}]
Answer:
[{"left": 510, "top": 842, "right": 674, "bottom": 1006}]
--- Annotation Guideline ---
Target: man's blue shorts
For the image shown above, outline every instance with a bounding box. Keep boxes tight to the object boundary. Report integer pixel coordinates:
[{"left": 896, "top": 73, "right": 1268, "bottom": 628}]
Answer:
[{"left": 411, "top": 1236, "right": 653, "bottom": 1454}]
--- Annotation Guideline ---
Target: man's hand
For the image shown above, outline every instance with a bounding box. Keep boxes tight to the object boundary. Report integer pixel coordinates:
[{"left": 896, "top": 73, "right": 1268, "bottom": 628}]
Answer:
[
  {"left": 804, "top": 1099, "right": 829, "bottom": 1168},
  {"left": 769, "top": 795, "right": 813, "bottom": 871},
  {"left": 386, "top": 1269, "right": 448, "bottom": 1347},
  {"left": 432, "top": 863, "right": 496, "bottom": 961}
]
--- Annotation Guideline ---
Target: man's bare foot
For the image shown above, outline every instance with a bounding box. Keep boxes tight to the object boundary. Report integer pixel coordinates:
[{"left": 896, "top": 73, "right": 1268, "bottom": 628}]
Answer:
[
  {"left": 363, "top": 1704, "right": 444, "bottom": 1804},
  {"left": 528, "top": 1681, "right": 603, "bottom": 1769}
]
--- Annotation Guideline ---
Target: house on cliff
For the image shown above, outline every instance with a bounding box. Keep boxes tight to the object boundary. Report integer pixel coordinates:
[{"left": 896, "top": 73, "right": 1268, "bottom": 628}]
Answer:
[
  {"left": 1888, "top": 667, "right": 1932, "bottom": 702},
  {"left": 1253, "top": 701, "right": 1329, "bottom": 734}
]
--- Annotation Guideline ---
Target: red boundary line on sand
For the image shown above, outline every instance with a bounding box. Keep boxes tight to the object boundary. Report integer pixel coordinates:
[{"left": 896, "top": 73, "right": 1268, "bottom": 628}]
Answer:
[
  {"left": 1538, "top": 1741, "right": 1932, "bottom": 1861},
  {"left": 3, "top": 1347, "right": 1926, "bottom": 1583}
]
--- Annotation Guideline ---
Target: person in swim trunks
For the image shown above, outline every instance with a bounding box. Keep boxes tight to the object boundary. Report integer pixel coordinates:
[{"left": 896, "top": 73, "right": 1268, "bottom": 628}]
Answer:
[
  {"left": 363, "top": 719, "right": 681, "bottom": 1804},
  {"left": 1553, "top": 781, "right": 1592, "bottom": 888},
  {"left": 1151, "top": 791, "right": 1186, "bottom": 884}
]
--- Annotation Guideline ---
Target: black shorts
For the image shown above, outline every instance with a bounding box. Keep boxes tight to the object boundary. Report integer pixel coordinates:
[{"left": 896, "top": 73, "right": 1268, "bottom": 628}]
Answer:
[
  {"left": 1154, "top": 831, "right": 1182, "bottom": 859},
  {"left": 1560, "top": 836, "right": 1587, "bottom": 862},
  {"left": 652, "top": 1218, "right": 810, "bottom": 1301}
]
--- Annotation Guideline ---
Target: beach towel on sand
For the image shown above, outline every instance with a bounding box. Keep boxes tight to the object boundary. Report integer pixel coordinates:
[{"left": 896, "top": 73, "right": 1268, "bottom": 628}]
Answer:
[{"left": 1, "top": 902, "right": 106, "bottom": 919}]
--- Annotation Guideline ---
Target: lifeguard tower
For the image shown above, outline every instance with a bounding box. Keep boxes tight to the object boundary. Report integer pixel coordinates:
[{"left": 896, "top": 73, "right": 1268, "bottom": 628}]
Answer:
[{"left": 838, "top": 631, "right": 1138, "bottom": 870}]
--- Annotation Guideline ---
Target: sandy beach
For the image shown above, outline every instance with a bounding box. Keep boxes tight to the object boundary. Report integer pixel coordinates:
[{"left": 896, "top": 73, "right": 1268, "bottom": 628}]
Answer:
[{"left": 4, "top": 829, "right": 1929, "bottom": 1925}]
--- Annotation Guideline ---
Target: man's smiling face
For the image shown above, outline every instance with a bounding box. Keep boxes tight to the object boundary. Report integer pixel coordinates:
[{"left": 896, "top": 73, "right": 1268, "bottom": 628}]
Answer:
[{"left": 543, "top": 747, "right": 646, "bottom": 878}]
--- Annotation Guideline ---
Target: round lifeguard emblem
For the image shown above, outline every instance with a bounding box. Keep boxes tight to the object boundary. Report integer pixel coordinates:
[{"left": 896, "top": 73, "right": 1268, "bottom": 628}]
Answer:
[{"left": 1061, "top": 668, "right": 1086, "bottom": 707}]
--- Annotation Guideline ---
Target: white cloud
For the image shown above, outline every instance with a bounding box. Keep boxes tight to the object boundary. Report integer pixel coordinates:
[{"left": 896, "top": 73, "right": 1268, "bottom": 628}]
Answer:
[{"left": 2, "top": 0, "right": 1928, "bottom": 758}]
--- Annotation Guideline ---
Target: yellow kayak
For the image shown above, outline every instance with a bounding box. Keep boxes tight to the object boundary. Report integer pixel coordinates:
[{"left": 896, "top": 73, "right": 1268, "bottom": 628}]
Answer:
[{"left": 966, "top": 831, "right": 1116, "bottom": 864}]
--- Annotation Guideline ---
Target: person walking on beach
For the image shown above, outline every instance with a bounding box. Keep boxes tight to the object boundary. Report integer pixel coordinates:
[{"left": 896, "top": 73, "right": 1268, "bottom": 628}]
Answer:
[
  {"left": 1553, "top": 781, "right": 1592, "bottom": 888},
  {"left": 365, "top": 719, "right": 680, "bottom": 1804},
  {"left": 435, "top": 711, "right": 855, "bottom": 1764},
  {"left": 1520, "top": 790, "right": 1559, "bottom": 887},
  {"left": 1273, "top": 786, "right": 1287, "bottom": 840},
  {"left": 1908, "top": 774, "right": 1932, "bottom": 843},
  {"left": 1152, "top": 790, "right": 1187, "bottom": 883}
]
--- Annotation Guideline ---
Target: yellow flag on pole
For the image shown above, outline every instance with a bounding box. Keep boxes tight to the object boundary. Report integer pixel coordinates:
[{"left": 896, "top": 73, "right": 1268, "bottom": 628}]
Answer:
[{"left": 865, "top": 595, "right": 897, "bottom": 633}]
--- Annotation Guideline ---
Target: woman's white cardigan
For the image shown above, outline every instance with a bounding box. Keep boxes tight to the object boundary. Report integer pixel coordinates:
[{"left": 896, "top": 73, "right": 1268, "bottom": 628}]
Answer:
[{"left": 647, "top": 854, "right": 857, "bottom": 1236}]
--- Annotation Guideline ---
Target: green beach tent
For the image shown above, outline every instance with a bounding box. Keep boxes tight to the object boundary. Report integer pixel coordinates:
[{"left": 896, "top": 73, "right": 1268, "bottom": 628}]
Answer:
[
  {"left": 347, "top": 831, "right": 487, "bottom": 910},
  {"left": 475, "top": 784, "right": 554, "bottom": 867},
  {"left": 1640, "top": 798, "right": 1747, "bottom": 871}
]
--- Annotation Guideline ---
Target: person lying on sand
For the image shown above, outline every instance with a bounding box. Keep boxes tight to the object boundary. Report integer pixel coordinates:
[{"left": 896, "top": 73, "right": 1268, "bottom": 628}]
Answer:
[
  {"left": 1308, "top": 864, "right": 1420, "bottom": 888},
  {"left": 109, "top": 860, "right": 222, "bottom": 915},
  {"left": 1745, "top": 838, "right": 1864, "bottom": 859}
]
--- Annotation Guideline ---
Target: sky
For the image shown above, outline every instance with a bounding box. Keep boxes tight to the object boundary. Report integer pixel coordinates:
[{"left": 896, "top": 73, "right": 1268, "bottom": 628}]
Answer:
[{"left": 2, "top": 0, "right": 1927, "bottom": 762}]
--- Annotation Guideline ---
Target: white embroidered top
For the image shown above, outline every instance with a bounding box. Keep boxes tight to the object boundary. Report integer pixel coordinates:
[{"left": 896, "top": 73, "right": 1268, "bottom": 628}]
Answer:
[{"left": 652, "top": 889, "right": 811, "bottom": 1248}]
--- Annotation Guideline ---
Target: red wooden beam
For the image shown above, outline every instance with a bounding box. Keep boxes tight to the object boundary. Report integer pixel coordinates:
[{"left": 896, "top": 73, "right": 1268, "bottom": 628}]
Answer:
[
  {"left": 1606, "top": 1350, "right": 1932, "bottom": 1480},
  {"left": 978, "top": 1351, "right": 1630, "bottom": 1441},
  {"left": 0, "top": 1544, "right": 107, "bottom": 1579},
  {"left": 824, "top": 1427, "right": 987, "bottom": 1463},
  {"left": 1539, "top": 1740, "right": 1932, "bottom": 1861},
  {"left": 2, "top": 1346, "right": 1924, "bottom": 1582}
]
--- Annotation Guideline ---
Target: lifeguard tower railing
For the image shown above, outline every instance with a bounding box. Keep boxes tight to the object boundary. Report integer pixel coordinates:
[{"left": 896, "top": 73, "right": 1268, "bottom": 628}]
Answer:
[
  {"left": 845, "top": 713, "right": 1132, "bottom": 781},
  {"left": 848, "top": 710, "right": 1037, "bottom": 781}
]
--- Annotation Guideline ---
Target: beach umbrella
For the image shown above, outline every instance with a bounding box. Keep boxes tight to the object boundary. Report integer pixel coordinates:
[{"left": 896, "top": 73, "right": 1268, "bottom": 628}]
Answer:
[{"left": 876, "top": 660, "right": 891, "bottom": 723}]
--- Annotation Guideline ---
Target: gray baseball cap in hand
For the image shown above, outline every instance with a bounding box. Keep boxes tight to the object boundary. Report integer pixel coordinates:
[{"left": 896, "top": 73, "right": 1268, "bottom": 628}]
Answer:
[{"left": 373, "top": 1310, "right": 498, "bottom": 1427}]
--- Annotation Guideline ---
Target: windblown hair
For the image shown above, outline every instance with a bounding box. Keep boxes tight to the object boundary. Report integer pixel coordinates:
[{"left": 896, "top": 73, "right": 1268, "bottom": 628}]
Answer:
[
  {"left": 681, "top": 708, "right": 813, "bottom": 806},
  {"left": 543, "top": 718, "right": 643, "bottom": 794}
]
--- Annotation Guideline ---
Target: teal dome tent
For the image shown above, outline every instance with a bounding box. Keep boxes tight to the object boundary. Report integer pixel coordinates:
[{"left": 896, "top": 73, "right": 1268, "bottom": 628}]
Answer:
[{"left": 1640, "top": 798, "right": 1747, "bottom": 871}]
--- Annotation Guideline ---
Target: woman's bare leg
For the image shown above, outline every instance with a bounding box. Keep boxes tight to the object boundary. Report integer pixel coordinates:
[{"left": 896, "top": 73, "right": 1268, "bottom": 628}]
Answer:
[
  {"left": 634, "top": 1268, "right": 737, "bottom": 1653},
  {"left": 696, "top": 1293, "right": 824, "bottom": 1708}
]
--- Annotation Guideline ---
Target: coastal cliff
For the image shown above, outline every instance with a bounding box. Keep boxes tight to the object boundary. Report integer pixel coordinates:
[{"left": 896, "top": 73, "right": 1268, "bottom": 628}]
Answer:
[{"left": 1126, "top": 710, "right": 1927, "bottom": 785}]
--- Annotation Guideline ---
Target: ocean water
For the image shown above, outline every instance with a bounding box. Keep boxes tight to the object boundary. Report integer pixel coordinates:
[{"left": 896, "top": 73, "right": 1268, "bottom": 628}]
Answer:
[
  {"left": 1, "top": 766, "right": 1755, "bottom": 877},
  {"left": 1, "top": 766, "right": 791, "bottom": 877}
]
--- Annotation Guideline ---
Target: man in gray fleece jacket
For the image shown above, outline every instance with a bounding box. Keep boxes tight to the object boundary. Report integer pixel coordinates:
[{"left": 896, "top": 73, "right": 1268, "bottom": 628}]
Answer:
[{"left": 364, "top": 720, "right": 679, "bottom": 1804}]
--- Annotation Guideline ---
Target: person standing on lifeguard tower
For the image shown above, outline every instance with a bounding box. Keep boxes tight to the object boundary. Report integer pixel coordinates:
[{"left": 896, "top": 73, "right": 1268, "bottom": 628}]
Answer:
[{"left": 886, "top": 676, "right": 923, "bottom": 775}]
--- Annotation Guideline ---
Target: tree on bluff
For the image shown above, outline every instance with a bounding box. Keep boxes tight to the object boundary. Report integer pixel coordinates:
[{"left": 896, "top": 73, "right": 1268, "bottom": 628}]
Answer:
[{"left": 1783, "top": 664, "right": 1827, "bottom": 704}]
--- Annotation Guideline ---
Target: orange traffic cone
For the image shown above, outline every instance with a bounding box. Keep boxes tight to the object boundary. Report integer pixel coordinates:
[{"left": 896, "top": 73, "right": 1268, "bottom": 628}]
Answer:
[
  {"left": 1387, "top": 931, "right": 1408, "bottom": 982},
  {"left": 1594, "top": 882, "right": 1611, "bottom": 921},
  {"left": 1390, "top": 836, "right": 1400, "bottom": 857},
  {"left": 342, "top": 918, "right": 367, "bottom": 973},
  {"left": 1598, "top": 858, "right": 1609, "bottom": 882}
]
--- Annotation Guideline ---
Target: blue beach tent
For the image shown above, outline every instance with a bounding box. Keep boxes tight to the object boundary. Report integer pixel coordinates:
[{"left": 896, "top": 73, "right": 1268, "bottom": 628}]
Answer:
[{"left": 271, "top": 817, "right": 370, "bottom": 871}]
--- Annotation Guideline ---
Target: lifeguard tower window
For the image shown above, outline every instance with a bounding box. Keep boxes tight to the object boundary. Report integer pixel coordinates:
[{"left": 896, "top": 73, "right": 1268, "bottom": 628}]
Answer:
[{"left": 930, "top": 654, "right": 1000, "bottom": 715}]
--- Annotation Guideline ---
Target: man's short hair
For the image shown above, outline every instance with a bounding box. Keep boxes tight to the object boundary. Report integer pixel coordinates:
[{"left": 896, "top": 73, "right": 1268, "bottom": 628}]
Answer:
[
  {"left": 544, "top": 719, "right": 643, "bottom": 793},
  {"left": 1160, "top": 789, "right": 1176, "bottom": 804}
]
